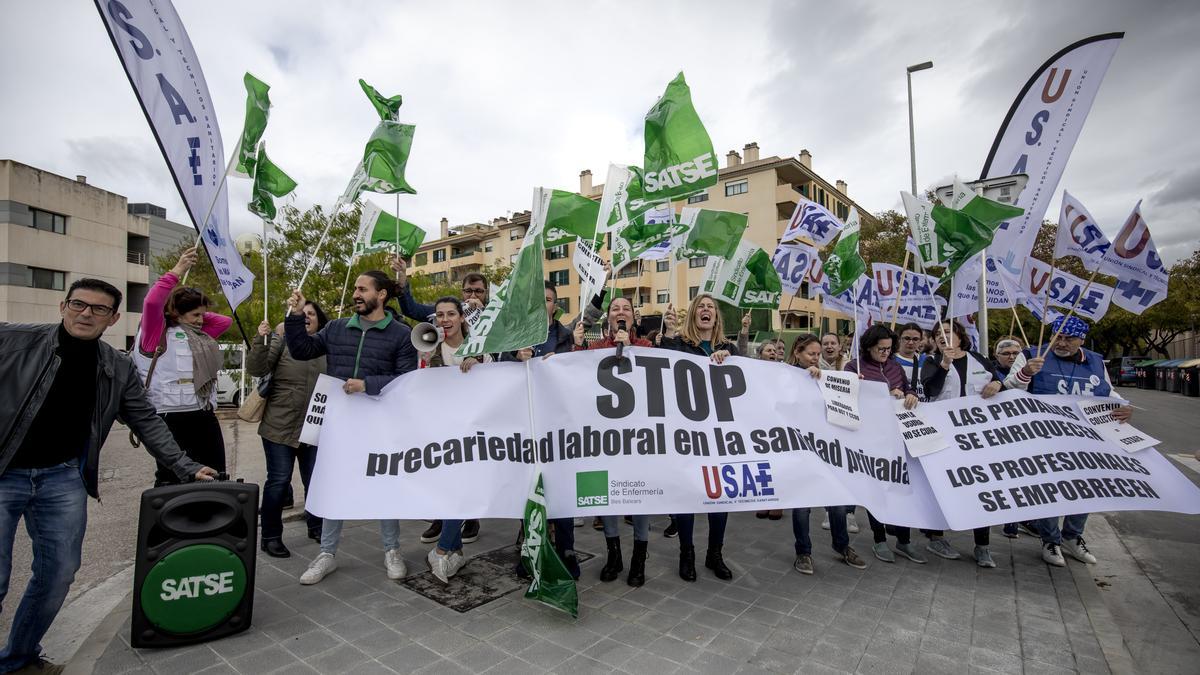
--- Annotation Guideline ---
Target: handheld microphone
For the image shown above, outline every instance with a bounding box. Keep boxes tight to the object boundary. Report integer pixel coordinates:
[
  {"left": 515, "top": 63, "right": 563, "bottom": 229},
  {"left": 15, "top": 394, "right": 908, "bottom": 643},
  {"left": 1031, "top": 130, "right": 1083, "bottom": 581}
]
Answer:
[{"left": 615, "top": 320, "right": 627, "bottom": 360}]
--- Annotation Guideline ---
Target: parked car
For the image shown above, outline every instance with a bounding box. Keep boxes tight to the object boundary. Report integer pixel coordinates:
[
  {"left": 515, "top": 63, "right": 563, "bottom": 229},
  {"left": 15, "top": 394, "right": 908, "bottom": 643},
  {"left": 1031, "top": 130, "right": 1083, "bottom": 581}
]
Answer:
[
  {"left": 1108, "top": 355, "right": 1147, "bottom": 387},
  {"left": 216, "top": 343, "right": 257, "bottom": 406}
]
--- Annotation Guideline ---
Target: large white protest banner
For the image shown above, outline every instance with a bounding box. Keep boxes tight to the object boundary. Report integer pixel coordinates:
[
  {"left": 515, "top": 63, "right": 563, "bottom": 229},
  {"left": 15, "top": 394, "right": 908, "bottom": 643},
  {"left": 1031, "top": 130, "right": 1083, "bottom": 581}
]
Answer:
[
  {"left": 913, "top": 389, "right": 1200, "bottom": 530},
  {"left": 94, "top": 0, "right": 255, "bottom": 310}
]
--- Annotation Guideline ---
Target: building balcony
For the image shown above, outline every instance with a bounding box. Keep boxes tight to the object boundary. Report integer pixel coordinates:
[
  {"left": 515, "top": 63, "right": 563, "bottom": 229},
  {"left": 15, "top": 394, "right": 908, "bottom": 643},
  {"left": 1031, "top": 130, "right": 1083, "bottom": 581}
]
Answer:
[
  {"left": 776, "top": 182, "right": 800, "bottom": 209},
  {"left": 126, "top": 249, "right": 147, "bottom": 265},
  {"left": 449, "top": 251, "right": 484, "bottom": 267}
]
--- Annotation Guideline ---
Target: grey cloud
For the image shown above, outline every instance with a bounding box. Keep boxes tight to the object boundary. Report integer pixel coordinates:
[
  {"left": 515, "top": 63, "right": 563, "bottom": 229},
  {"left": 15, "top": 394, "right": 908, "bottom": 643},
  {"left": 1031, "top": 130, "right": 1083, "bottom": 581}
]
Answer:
[{"left": 1152, "top": 165, "right": 1200, "bottom": 207}]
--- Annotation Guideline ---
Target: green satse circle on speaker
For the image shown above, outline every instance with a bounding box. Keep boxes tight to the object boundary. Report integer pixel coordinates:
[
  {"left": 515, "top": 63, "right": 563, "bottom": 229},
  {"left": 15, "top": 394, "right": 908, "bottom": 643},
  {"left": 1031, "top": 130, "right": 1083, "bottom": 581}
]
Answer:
[{"left": 140, "top": 544, "right": 247, "bottom": 634}]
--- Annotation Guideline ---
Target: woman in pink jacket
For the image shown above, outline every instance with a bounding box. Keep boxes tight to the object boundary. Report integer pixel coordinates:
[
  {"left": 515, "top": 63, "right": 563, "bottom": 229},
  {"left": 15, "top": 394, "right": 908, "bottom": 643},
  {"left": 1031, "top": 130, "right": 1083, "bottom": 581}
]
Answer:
[{"left": 132, "top": 247, "right": 231, "bottom": 485}]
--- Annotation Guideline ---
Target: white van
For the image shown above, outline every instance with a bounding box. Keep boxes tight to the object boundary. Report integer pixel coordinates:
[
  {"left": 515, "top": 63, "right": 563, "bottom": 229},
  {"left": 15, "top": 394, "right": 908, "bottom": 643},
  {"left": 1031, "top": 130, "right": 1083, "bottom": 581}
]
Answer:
[{"left": 216, "top": 343, "right": 257, "bottom": 406}]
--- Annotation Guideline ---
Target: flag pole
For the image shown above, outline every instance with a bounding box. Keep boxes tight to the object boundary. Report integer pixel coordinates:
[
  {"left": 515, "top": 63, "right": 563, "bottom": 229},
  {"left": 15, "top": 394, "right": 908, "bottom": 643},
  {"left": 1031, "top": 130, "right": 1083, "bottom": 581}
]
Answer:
[
  {"left": 182, "top": 134, "right": 242, "bottom": 285},
  {"left": 297, "top": 200, "right": 345, "bottom": 293},
  {"left": 889, "top": 250, "right": 911, "bottom": 331},
  {"left": 337, "top": 255, "right": 355, "bottom": 319},
  {"left": 815, "top": 293, "right": 824, "bottom": 335},
  {"left": 1036, "top": 267, "right": 1057, "bottom": 348},
  {"left": 261, "top": 218, "right": 269, "bottom": 345},
  {"left": 992, "top": 266, "right": 1031, "bottom": 347},
  {"left": 778, "top": 294, "right": 794, "bottom": 341},
  {"left": 1039, "top": 267, "right": 1100, "bottom": 358}
]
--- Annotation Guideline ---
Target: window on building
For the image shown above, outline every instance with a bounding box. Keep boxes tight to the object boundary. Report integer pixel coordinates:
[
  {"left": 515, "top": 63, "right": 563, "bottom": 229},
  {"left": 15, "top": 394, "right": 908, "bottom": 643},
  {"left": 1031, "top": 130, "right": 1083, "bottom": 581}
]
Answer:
[
  {"left": 483, "top": 241, "right": 494, "bottom": 252},
  {"left": 688, "top": 286, "right": 699, "bottom": 300},
  {"left": 549, "top": 270, "right": 570, "bottom": 286},
  {"left": 414, "top": 252, "right": 428, "bottom": 266},
  {"left": 655, "top": 260, "right": 669, "bottom": 273},
  {"left": 818, "top": 188, "right": 826, "bottom": 207},
  {"left": 687, "top": 193, "right": 709, "bottom": 204},
  {"left": 510, "top": 227, "right": 525, "bottom": 240},
  {"left": 638, "top": 293, "right": 650, "bottom": 306},
  {"left": 657, "top": 289, "right": 669, "bottom": 304},
  {"left": 430, "top": 271, "right": 447, "bottom": 285},
  {"left": 798, "top": 183, "right": 808, "bottom": 197},
  {"left": 545, "top": 244, "right": 568, "bottom": 260},
  {"left": 30, "top": 208, "right": 67, "bottom": 235},
  {"left": 30, "top": 267, "right": 65, "bottom": 291},
  {"left": 836, "top": 203, "right": 849, "bottom": 221},
  {"left": 725, "top": 180, "right": 748, "bottom": 197},
  {"left": 555, "top": 298, "right": 571, "bottom": 314},
  {"left": 618, "top": 265, "right": 639, "bottom": 278},
  {"left": 688, "top": 256, "right": 708, "bottom": 269},
  {"left": 432, "top": 249, "right": 447, "bottom": 263}
]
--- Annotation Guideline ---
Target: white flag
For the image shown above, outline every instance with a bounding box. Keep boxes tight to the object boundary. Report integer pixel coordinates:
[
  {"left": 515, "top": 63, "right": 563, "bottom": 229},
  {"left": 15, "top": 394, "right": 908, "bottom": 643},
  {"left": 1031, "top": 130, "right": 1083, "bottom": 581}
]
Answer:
[
  {"left": 1054, "top": 191, "right": 1111, "bottom": 271},
  {"left": 1099, "top": 201, "right": 1169, "bottom": 314}
]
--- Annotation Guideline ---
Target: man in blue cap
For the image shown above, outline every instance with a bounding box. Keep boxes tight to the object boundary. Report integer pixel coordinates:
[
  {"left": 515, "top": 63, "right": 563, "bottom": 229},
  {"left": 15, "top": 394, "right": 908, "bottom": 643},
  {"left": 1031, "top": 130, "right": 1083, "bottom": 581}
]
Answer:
[{"left": 1004, "top": 315, "right": 1132, "bottom": 566}]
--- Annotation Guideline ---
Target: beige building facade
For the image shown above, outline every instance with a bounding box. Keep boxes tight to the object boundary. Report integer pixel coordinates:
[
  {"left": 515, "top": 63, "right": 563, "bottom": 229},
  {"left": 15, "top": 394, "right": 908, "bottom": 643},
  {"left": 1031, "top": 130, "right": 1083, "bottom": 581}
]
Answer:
[
  {"left": 0, "top": 160, "right": 195, "bottom": 348},
  {"left": 407, "top": 144, "right": 878, "bottom": 336}
]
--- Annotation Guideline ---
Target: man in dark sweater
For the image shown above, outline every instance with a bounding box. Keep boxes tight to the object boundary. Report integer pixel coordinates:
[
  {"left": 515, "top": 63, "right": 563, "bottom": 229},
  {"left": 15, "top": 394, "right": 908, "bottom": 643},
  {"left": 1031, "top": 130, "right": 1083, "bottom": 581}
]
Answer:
[{"left": 0, "top": 279, "right": 216, "bottom": 673}]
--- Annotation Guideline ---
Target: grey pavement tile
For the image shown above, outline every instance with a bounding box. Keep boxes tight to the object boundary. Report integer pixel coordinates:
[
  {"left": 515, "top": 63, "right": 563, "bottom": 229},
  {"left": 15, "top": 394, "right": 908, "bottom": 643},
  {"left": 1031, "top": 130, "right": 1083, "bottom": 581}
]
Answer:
[
  {"left": 279, "top": 589, "right": 360, "bottom": 626},
  {"left": 808, "top": 639, "right": 865, "bottom": 672},
  {"left": 645, "top": 634, "right": 699, "bottom": 665},
  {"left": 515, "top": 638, "right": 575, "bottom": 670},
  {"left": 634, "top": 609, "right": 685, "bottom": 634},
  {"left": 744, "top": 645, "right": 798, "bottom": 674},
  {"left": 556, "top": 653, "right": 618, "bottom": 675},
  {"left": 875, "top": 609, "right": 927, "bottom": 634},
  {"left": 620, "top": 650, "right": 684, "bottom": 675},
  {"left": 761, "top": 629, "right": 816, "bottom": 658},
  {"left": 1022, "top": 659, "right": 1079, "bottom": 675},
  {"left": 854, "top": 652, "right": 919, "bottom": 675},
  {"left": 704, "top": 632, "right": 760, "bottom": 662},
  {"left": 193, "top": 665, "right": 238, "bottom": 675},
  {"left": 280, "top": 629, "right": 343, "bottom": 660},
  {"left": 665, "top": 621, "right": 720, "bottom": 647},
  {"left": 971, "top": 617, "right": 1020, "bottom": 641},
  {"left": 869, "top": 624, "right": 922, "bottom": 651},
  {"left": 740, "top": 606, "right": 788, "bottom": 628},
  {"left": 846, "top": 589, "right": 890, "bottom": 610},
  {"left": 326, "top": 613, "right": 389, "bottom": 642},
  {"left": 390, "top": 615, "right": 446, "bottom": 640},
  {"left": 912, "top": 651, "right": 963, "bottom": 675},
  {"left": 732, "top": 664, "right": 777, "bottom": 675},
  {"left": 94, "top": 638, "right": 145, "bottom": 675},
  {"left": 609, "top": 623, "right": 661, "bottom": 649},
  {"left": 687, "top": 607, "right": 738, "bottom": 631},
  {"left": 703, "top": 594, "right": 752, "bottom": 616},
  {"left": 970, "top": 627, "right": 1015, "bottom": 654},
  {"left": 539, "top": 623, "right": 605, "bottom": 652},
  {"left": 773, "top": 615, "right": 826, "bottom": 639},
  {"left": 342, "top": 661, "right": 398, "bottom": 675},
  {"left": 918, "top": 635, "right": 967, "bottom": 659},
  {"left": 486, "top": 626, "right": 540, "bottom": 656},
  {"left": 376, "top": 641, "right": 441, "bottom": 673},
  {"left": 835, "top": 602, "right": 884, "bottom": 626},
  {"left": 349, "top": 628, "right": 409, "bottom": 658},
  {"left": 228, "top": 644, "right": 300, "bottom": 674},
  {"left": 967, "top": 646, "right": 1023, "bottom": 675},
  {"left": 601, "top": 597, "right": 650, "bottom": 622},
  {"left": 306, "top": 642, "right": 371, "bottom": 674},
  {"left": 582, "top": 637, "right": 639, "bottom": 669},
  {"left": 413, "top": 626, "right": 480, "bottom": 657},
  {"left": 574, "top": 609, "right": 627, "bottom": 637},
  {"left": 414, "top": 658, "right": 473, "bottom": 675},
  {"left": 1019, "top": 613, "right": 1070, "bottom": 637},
  {"left": 457, "top": 614, "right": 510, "bottom": 640},
  {"left": 147, "top": 645, "right": 222, "bottom": 674},
  {"left": 751, "top": 594, "right": 798, "bottom": 616},
  {"left": 1021, "top": 639, "right": 1078, "bottom": 671},
  {"left": 721, "top": 616, "right": 772, "bottom": 645},
  {"left": 923, "top": 620, "right": 972, "bottom": 645},
  {"left": 483, "top": 656, "right": 548, "bottom": 674},
  {"left": 1072, "top": 655, "right": 1110, "bottom": 675},
  {"left": 261, "top": 614, "right": 320, "bottom": 641},
  {"left": 794, "top": 662, "right": 853, "bottom": 675},
  {"left": 449, "top": 641, "right": 509, "bottom": 672},
  {"left": 687, "top": 649, "right": 746, "bottom": 674}
]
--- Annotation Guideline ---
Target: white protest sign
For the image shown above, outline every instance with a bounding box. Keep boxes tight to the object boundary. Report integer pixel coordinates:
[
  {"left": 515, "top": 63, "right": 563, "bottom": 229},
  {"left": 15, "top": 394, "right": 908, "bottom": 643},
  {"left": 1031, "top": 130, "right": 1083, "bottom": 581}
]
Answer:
[
  {"left": 818, "top": 370, "right": 861, "bottom": 430},
  {"left": 297, "top": 374, "right": 343, "bottom": 446},
  {"left": 1076, "top": 398, "right": 1160, "bottom": 453},
  {"left": 893, "top": 399, "right": 949, "bottom": 457},
  {"left": 574, "top": 238, "right": 607, "bottom": 319}
]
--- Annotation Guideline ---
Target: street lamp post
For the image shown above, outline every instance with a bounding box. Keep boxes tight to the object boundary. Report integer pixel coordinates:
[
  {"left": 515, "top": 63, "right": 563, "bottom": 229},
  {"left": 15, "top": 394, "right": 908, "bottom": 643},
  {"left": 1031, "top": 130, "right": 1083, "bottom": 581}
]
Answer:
[{"left": 906, "top": 61, "right": 933, "bottom": 196}]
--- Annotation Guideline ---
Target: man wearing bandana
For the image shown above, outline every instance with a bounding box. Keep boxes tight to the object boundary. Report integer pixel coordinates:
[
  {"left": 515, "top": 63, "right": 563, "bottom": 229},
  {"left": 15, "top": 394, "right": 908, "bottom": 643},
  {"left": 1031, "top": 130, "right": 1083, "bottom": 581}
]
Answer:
[{"left": 1003, "top": 316, "right": 1133, "bottom": 567}]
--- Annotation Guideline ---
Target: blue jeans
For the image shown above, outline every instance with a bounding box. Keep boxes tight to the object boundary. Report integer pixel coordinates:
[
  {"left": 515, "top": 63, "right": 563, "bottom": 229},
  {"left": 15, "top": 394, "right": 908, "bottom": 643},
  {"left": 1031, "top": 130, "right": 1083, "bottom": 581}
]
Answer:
[
  {"left": 260, "top": 440, "right": 319, "bottom": 541},
  {"left": 1038, "top": 514, "right": 1088, "bottom": 545},
  {"left": 0, "top": 462, "right": 88, "bottom": 672},
  {"left": 673, "top": 513, "right": 727, "bottom": 548},
  {"left": 793, "top": 506, "right": 849, "bottom": 556},
  {"left": 320, "top": 519, "right": 400, "bottom": 555},
  {"left": 438, "top": 519, "right": 464, "bottom": 552},
  {"left": 602, "top": 515, "right": 649, "bottom": 541}
]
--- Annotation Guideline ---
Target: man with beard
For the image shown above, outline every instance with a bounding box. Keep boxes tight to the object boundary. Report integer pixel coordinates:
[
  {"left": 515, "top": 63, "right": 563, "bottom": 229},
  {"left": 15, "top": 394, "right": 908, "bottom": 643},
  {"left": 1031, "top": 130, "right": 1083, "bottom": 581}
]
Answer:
[{"left": 285, "top": 271, "right": 418, "bottom": 585}]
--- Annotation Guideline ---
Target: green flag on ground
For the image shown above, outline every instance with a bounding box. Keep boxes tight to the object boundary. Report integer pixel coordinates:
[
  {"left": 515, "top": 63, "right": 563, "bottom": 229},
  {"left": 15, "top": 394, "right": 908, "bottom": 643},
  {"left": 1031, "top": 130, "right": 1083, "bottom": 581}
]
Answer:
[
  {"left": 702, "top": 241, "right": 783, "bottom": 309},
  {"left": 234, "top": 73, "right": 271, "bottom": 178},
  {"left": 360, "top": 121, "right": 417, "bottom": 196},
  {"left": 643, "top": 72, "right": 718, "bottom": 202},
  {"left": 353, "top": 200, "right": 426, "bottom": 257},
  {"left": 823, "top": 207, "right": 867, "bottom": 296},
  {"left": 457, "top": 188, "right": 549, "bottom": 358},
  {"left": 543, "top": 190, "right": 600, "bottom": 247},
  {"left": 247, "top": 145, "right": 297, "bottom": 220},
  {"left": 519, "top": 472, "right": 578, "bottom": 618},
  {"left": 930, "top": 177, "right": 1025, "bottom": 282},
  {"left": 673, "top": 208, "right": 747, "bottom": 260},
  {"left": 358, "top": 79, "right": 403, "bottom": 121}
]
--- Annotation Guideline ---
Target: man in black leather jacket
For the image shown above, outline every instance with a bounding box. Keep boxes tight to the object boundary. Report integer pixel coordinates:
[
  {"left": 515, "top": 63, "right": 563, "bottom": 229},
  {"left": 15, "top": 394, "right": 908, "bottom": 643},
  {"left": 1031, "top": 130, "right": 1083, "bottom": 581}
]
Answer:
[{"left": 0, "top": 278, "right": 216, "bottom": 672}]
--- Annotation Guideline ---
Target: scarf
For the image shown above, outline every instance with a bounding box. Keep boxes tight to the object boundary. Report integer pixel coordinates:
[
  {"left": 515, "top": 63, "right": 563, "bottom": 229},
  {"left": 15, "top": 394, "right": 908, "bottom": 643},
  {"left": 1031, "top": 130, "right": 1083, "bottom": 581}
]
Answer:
[{"left": 180, "top": 322, "right": 221, "bottom": 408}]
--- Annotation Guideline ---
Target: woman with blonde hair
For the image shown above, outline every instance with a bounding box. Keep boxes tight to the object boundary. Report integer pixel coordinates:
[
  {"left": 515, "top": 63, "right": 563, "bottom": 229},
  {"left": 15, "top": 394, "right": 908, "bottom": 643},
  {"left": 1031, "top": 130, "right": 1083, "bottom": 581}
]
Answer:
[{"left": 660, "top": 294, "right": 739, "bottom": 581}]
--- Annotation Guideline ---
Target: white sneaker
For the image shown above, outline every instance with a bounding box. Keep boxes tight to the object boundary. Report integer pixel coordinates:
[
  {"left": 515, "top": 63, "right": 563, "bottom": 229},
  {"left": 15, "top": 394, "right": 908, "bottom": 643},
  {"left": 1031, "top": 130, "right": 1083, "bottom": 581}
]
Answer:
[
  {"left": 1042, "top": 543, "right": 1066, "bottom": 567},
  {"left": 820, "top": 515, "right": 831, "bottom": 530},
  {"left": 300, "top": 552, "right": 337, "bottom": 585},
  {"left": 574, "top": 518, "right": 585, "bottom": 528},
  {"left": 427, "top": 547, "right": 466, "bottom": 583},
  {"left": 846, "top": 513, "right": 860, "bottom": 534},
  {"left": 385, "top": 549, "right": 408, "bottom": 580},
  {"left": 1062, "top": 537, "right": 1097, "bottom": 564}
]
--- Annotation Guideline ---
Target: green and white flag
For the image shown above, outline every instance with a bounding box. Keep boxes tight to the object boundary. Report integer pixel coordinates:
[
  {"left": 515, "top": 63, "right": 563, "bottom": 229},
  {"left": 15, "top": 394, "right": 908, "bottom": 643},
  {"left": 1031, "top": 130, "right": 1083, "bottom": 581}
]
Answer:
[
  {"left": 673, "top": 208, "right": 747, "bottom": 261},
  {"left": 611, "top": 201, "right": 679, "bottom": 272},
  {"left": 823, "top": 207, "right": 867, "bottom": 296},
  {"left": 358, "top": 121, "right": 417, "bottom": 198},
  {"left": 353, "top": 200, "right": 426, "bottom": 257},
  {"left": 233, "top": 72, "right": 271, "bottom": 178},
  {"left": 901, "top": 191, "right": 938, "bottom": 269},
  {"left": 247, "top": 145, "right": 297, "bottom": 221},
  {"left": 643, "top": 72, "right": 718, "bottom": 202},
  {"left": 930, "top": 177, "right": 1025, "bottom": 282},
  {"left": 457, "top": 188, "right": 549, "bottom": 358},
  {"left": 701, "top": 240, "right": 783, "bottom": 309},
  {"left": 358, "top": 78, "right": 402, "bottom": 121},
  {"left": 543, "top": 189, "right": 600, "bottom": 248},
  {"left": 519, "top": 472, "right": 578, "bottom": 618}
]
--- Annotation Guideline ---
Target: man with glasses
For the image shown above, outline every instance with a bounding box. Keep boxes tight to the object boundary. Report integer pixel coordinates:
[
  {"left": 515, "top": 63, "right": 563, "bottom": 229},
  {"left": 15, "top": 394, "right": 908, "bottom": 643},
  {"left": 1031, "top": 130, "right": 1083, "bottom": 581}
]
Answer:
[
  {"left": 992, "top": 337, "right": 1024, "bottom": 378},
  {"left": 1003, "top": 316, "right": 1132, "bottom": 567},
  {"left": 0, "top": 279, "right": 217, "bottom": 673}
]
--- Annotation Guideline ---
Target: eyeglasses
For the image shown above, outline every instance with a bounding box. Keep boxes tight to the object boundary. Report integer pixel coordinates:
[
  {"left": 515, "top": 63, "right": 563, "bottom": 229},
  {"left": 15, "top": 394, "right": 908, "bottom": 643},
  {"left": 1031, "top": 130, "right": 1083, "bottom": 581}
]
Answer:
[
  {"left": 66, "top": 299, "right": 115, "bottom": 317},
  {"left": 872, "top": 345, "right": 893, "bottom": 353},
  {"left": 901, "top": 336, "right": 923, "bottom": 342},
  {"left": 462, "top": 287, "right": 487, "bottom": 296},
  {"left": 998, "top": 350, "right": 1021, "bottom": 357}
]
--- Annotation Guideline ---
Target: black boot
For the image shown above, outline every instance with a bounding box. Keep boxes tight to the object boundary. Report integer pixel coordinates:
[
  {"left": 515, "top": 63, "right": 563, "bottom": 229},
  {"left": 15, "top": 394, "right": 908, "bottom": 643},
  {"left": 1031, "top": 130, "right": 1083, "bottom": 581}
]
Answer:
[
  {"left": 627, "top": 540, "right": 647, "bottom": 587},
  {"left": 261, "top": 538, "right": 291, "bottom": 558},
  {"left": 705, "top": 546, "right": 733, "bottom": 580},
  {"left": 600, "top": 537, "right": 623, "bottom": 582},
  {"left": 678, "top": 544, "right": 697, "bottom": 582}
]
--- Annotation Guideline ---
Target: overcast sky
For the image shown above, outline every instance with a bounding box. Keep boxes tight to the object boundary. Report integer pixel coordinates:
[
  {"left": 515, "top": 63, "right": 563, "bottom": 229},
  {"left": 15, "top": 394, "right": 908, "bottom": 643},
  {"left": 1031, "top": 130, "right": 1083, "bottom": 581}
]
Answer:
[{"left": 2, "top": 0, "right": 1196, "bottom": 264}]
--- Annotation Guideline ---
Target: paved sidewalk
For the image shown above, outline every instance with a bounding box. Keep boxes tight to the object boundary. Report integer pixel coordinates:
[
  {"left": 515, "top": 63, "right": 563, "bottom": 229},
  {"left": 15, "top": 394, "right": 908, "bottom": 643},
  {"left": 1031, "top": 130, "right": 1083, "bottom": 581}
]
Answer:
[{"left": 81, "top": 509, "right": 1154, "bottom": 675}]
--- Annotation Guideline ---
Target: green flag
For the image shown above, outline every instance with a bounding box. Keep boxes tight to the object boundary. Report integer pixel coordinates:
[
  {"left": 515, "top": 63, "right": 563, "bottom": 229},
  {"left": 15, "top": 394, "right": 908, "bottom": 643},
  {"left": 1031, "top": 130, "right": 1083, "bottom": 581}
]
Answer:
[
  {"left": 457, "top": 188, "right": 549, "bottom": 358},
  {"left": 823, "top": 207, "right": 867, "bottom": 296},
  {"left": 701, "top": 241, "right": 782, "bottom": 309},
  {"left": 931, "top": 177, "right": 1025, "bottom": 282},
  {"left": 360, "top": 121, "right": 417, "bottom": 196},
  {"left": 611, "top": 200, "right": 678, "bottom": 272},
  {"left": 353, "top": 200, "right": 426, "bottom": 257},
  {"left": 643, "top": 72, "right": 718, "bottom": 202},
  {"left": 543, "top": 190, "right": 600, "bottom": 247},
  {"left": 358, "top": 78, "right": 403, "bottom": 121},
  {"left": 673, "top": 208, "right": 747, "bottom": 260},
  {"left": 234, "top": 73, "right": 271, "bottom": 178},
  {"left": 519, "top": 472, "right": 578, "bottom": 618},
  {"left": 247, "top": 145, "right": 297, "bottom": 221}
]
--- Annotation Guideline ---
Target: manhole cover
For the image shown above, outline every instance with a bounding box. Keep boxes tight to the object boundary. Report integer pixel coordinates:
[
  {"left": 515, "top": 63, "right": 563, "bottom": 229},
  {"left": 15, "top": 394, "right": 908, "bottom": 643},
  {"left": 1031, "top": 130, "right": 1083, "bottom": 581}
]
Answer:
[{"left": 400, "top": 545, "right": 593, "bottom": 612}]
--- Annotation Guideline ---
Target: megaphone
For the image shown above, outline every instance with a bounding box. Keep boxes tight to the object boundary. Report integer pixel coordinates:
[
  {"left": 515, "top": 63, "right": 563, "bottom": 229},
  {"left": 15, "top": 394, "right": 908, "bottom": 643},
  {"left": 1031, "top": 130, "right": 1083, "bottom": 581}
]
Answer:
[{"left": 411, "top": 322, "right": 442, "bottom": 352}]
